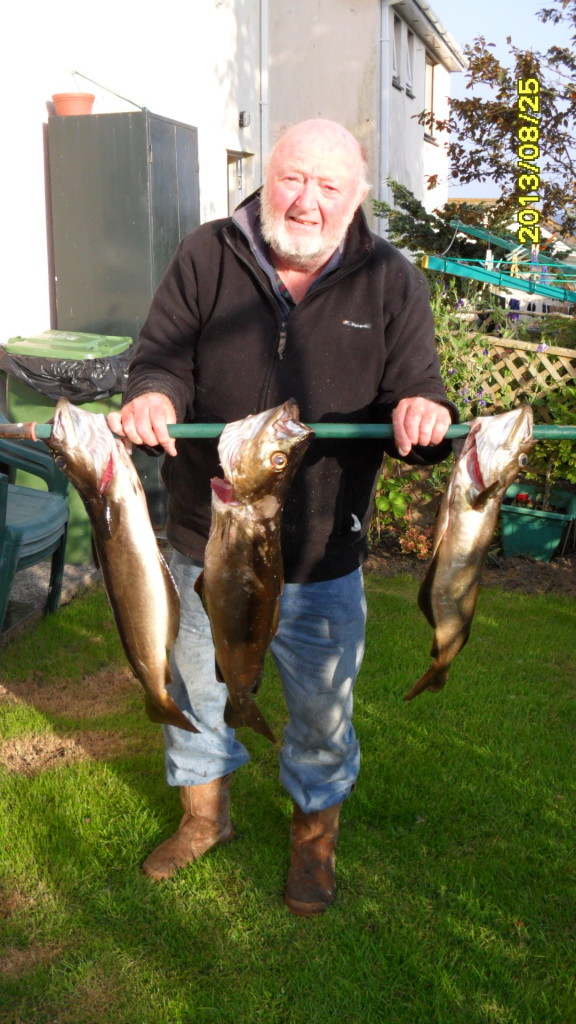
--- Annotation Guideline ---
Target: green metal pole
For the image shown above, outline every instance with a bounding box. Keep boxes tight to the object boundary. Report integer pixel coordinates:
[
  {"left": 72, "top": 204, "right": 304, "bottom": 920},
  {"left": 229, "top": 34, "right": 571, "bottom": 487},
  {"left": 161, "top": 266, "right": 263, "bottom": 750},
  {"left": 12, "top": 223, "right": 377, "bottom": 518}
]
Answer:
[
  {"left": 3, "top": 422, "right": 576, "bottom": 441},
  {"left": 168, "top": 423, "right": 576, "bottom": 441}
]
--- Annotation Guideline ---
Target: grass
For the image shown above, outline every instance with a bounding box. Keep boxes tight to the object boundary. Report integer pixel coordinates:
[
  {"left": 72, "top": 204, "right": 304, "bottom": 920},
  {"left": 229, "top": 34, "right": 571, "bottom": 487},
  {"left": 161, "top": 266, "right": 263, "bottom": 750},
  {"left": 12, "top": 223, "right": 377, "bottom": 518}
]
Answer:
[{"left": 0, "top": 575, "right": 574, "bottom": 1024}]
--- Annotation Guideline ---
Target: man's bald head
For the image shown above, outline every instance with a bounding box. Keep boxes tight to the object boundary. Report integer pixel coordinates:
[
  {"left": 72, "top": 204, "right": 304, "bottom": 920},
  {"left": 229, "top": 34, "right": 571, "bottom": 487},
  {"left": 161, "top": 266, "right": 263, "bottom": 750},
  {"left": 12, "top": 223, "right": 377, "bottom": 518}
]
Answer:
[{"left": 268, "top": 119, "right": 370, "bottom": 202}]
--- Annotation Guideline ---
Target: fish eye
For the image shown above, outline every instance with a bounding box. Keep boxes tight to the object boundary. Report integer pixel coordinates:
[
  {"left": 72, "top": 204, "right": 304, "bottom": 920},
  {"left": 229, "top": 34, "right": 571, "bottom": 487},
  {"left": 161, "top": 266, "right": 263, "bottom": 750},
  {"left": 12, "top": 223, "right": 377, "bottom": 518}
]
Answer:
[
  {"left": 518, "top": 453, "right": 528, "bottom": 467},
  {"left": 270, "top": 451, "right": 288, "bottom": 470},
  {"left": 54, "top": 455, "right": 67, "bottom": 469}
]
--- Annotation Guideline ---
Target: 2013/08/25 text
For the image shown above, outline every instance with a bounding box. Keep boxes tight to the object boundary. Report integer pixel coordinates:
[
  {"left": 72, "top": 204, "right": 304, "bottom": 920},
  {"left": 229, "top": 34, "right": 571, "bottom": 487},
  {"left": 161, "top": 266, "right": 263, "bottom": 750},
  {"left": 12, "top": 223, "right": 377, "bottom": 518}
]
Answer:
[{"left": 516, "top": 77, "right": 540, "bottom": 246}]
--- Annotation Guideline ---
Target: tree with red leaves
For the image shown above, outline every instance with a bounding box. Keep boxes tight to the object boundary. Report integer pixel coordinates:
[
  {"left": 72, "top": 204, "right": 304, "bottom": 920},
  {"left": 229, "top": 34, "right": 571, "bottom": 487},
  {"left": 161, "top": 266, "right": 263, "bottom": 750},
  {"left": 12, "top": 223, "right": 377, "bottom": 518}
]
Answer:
[{"left": 424, "top": 0, "right": 576, "bottom": 236}]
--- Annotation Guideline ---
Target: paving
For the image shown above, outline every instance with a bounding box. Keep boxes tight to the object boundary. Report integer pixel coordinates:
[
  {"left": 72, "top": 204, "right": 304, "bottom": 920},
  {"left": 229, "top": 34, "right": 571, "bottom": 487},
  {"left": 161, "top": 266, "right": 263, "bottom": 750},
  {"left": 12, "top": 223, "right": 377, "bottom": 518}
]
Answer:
[
  {"left": 1, "top": 560, "right": 101, "bottom": 644},
  {"left": 2, "top": 532, "right": 171, "bottom": 643}
]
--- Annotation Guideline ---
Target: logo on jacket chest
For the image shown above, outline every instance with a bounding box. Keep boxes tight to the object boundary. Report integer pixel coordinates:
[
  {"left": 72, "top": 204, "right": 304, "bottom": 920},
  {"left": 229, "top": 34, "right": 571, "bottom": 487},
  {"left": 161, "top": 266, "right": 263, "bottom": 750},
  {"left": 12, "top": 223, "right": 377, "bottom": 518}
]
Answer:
[{"left": 342, "top": 319, "right": 372, "bottom": 330}]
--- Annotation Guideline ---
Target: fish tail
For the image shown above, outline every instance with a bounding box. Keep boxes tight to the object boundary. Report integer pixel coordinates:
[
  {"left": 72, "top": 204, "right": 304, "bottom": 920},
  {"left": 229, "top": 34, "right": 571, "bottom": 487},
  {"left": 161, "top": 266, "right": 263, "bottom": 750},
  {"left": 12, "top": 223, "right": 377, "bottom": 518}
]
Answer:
[
  {"left": 403, "top": 664, "right": 449, "bottom": 702},
  {"left": 144, "top": 694, "right": 199, "bottom": 733},
  {"left": 224, "top": 696, "right": 276, "bottom": 744}
]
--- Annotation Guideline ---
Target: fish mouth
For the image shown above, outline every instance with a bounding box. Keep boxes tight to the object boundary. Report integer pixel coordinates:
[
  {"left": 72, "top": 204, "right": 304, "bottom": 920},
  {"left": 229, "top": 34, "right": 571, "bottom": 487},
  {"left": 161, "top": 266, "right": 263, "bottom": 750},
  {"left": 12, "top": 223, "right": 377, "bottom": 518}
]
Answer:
[
  {"left": 50, "top": 400, "right": 90, "bottom": 460},
  {"left": 218, "top": 400, "right": 311, "bottom": 479},
  {"left": 50, "top": 399, "right": 118, "bottom": 493},
  {"left": 51, "top": 399, "right": 77, "bottom": 443},
  {"left": 463, "top": 406, "right": 534, "bottom": 496}
]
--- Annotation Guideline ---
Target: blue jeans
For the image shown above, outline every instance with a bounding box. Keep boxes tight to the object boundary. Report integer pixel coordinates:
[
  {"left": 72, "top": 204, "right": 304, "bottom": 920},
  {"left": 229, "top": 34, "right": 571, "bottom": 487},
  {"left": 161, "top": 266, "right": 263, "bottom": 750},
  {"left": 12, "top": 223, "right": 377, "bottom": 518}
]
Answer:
[{"left": 163, "top": 550, "right": 367, "bottom": 813}]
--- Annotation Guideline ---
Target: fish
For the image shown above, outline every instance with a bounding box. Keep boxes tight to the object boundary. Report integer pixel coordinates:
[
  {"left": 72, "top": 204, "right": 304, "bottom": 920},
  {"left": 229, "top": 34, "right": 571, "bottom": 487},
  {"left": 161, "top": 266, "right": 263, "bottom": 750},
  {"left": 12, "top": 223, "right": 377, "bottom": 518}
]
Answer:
[
  {"left": 194, "top": 399, "right": 314, "bottom": 742},
  {"left": 46, "top": 398, "right": 196, "bottom": 733},
  {"left": 404, "top": 405, "right": 535, "bottom": 702}
]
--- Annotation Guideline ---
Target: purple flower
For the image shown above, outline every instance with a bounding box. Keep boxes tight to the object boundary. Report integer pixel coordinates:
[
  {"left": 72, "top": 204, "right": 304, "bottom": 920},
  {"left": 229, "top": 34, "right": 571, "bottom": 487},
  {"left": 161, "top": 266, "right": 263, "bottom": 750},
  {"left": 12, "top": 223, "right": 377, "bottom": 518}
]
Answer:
[
  {"left": 536, "top": 343, "right": 549, "bottom": 352},
  {"left": 482, "top": 348, "right": 489, "bottom": 356}
]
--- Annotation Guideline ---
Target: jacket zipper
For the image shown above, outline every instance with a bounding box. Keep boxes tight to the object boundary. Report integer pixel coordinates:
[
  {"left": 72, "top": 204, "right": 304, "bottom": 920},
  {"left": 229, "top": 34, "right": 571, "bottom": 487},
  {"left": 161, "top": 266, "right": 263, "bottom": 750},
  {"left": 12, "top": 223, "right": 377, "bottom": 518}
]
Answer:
[
  {"left": 223, "top": 229, "right": 291, "bottom": 370},
  {"left": 278, "top": 321, "right": 288, "bottom": 360},
  {"left": 223, "top": 223, "right": 371, "bottom": 369}
]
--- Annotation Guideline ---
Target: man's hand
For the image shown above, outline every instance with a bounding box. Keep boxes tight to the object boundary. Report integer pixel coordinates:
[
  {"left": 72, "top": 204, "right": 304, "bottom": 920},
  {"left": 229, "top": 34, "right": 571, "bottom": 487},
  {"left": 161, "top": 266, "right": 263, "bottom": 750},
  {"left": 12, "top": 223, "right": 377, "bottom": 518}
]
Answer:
[
  {"left": 107, "top": 393, "right": 178, "bottom": 457},
  {"left": 392, "top": 397, "right": 452, "bottom": 457}
]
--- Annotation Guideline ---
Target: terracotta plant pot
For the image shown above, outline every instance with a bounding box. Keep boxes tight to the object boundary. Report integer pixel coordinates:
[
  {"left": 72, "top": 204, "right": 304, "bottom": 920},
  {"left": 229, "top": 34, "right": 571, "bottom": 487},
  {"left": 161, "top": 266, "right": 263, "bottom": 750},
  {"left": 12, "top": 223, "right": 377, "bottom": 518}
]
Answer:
[{"left": 52, "top": 92, "right": 95, "bottom": 116}]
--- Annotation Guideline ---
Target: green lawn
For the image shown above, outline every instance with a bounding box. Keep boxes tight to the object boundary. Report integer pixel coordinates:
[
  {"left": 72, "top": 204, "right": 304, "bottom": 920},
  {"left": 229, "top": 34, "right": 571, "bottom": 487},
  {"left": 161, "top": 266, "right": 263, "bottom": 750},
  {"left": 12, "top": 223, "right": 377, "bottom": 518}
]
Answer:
[{"left": 0, "top": 575, "right": 574, "bottom": 1024}]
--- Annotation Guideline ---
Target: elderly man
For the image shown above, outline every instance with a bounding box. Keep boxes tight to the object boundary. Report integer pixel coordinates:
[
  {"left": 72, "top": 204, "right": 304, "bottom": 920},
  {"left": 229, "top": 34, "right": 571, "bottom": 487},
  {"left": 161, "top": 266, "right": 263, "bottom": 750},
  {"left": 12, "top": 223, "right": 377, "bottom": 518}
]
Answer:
[{"left": 109, "top": 119, "right": 455, "bottom": 916}]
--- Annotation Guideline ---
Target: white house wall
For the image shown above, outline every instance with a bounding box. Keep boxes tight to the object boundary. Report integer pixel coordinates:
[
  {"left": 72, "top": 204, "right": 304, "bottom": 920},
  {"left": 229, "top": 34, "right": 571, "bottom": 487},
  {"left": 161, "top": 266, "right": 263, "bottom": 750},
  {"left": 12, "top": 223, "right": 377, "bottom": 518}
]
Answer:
[
  {"left": 421, "top": 61, "right": 451, "bottom": 210},
  {"left": 268, "top": 0, "right": 381, "bottom": 205},
  {"left": 1, "top": 0, "right": 462, "bottom": 343},
  {"left": 386, "top": 6, "right": 452, "bottom": 211},
  {"left": 268, "top": 0, "right": 457, "bottom": 227},
  {"left": 1, "top": 0, "right": 262, "bottom": 342}
]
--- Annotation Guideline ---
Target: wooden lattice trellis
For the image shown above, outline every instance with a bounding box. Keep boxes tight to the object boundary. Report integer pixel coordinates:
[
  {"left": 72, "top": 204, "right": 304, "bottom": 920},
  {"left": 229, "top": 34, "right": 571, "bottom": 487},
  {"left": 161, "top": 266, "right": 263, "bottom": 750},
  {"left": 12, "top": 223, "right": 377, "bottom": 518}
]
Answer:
[{"left": 468, "top": 335, "right": 576, "bottom": 415}]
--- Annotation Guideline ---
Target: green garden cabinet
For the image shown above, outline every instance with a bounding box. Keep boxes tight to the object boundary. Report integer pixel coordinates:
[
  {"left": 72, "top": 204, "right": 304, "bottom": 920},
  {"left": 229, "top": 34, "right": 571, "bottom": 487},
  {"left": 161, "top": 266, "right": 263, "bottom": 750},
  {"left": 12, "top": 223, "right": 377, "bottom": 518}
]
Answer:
[
  {"left": 15, "top": 110, "right": 202, "bottom": 561},
  {"left": 47, "top": 109, "right": 200, "bottom": 339}
]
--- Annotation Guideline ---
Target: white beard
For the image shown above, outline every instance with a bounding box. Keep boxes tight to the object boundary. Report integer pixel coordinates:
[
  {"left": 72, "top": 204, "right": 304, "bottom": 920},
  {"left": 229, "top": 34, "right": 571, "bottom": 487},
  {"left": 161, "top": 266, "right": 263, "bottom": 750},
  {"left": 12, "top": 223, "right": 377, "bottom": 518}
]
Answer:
[{"left": 259, "top": 188, "right": 353, "bottom": 270}]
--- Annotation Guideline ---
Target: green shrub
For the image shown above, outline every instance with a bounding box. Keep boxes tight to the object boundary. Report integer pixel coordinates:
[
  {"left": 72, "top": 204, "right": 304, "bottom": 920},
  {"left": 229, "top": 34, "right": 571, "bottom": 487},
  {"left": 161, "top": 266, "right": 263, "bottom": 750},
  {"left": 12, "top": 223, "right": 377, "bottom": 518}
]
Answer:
[{"left": 370, "top": 280, "right": 576, "bottom": 551}]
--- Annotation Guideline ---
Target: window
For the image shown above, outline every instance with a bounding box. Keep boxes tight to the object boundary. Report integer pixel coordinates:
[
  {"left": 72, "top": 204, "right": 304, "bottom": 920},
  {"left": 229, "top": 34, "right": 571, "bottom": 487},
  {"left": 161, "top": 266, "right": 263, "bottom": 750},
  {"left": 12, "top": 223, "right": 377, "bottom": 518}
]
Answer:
[
  {"left": 392, "top": 15, "right": 402, "bottom": 89},
  {"left": 424, "top": 55, "right": 437, "bottom": 137},
  {"left": 406, "top": 31, "right": 415, "bottom": 97}
]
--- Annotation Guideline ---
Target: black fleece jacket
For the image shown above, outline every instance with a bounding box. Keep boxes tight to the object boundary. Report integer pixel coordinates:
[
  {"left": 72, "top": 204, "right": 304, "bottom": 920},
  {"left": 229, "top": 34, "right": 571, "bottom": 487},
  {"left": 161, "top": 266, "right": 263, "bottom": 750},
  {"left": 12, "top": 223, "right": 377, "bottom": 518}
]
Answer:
[{"left": 125, "top": 196, "right": 457, "bottom": 582}]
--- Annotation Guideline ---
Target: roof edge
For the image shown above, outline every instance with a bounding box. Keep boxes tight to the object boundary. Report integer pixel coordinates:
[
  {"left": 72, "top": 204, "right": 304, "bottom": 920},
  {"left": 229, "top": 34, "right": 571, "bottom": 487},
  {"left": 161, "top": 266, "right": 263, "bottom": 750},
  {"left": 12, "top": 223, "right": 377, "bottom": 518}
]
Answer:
[{"left": 391, "top": 0, "right": 468, "bottom": 72}]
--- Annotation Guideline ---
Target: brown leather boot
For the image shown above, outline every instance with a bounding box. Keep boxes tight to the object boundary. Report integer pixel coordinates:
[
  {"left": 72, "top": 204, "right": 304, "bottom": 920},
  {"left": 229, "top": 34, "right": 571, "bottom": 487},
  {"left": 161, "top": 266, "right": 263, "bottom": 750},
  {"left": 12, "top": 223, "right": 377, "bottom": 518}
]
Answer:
[
  {"left": 284, "top": 802, "right": 342, "bottom": 916},
  {"left": 142, "top": 774, "right": 234, "bottom": 880}
]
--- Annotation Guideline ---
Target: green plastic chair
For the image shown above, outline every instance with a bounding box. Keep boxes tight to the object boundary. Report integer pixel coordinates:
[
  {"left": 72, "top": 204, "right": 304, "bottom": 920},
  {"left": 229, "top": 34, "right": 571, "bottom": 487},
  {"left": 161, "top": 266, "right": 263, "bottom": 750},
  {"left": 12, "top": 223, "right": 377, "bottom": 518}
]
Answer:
[{"left": 0, "top": 412, "right": 70, "bottom": 631}]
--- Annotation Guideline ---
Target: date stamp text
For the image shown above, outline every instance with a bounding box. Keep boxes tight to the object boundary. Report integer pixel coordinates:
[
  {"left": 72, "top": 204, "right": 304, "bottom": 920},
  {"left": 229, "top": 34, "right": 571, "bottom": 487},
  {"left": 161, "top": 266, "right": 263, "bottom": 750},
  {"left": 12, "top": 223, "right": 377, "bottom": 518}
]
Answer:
[{"left": 516, "top": 77, "right": 540, "bottom": 246}]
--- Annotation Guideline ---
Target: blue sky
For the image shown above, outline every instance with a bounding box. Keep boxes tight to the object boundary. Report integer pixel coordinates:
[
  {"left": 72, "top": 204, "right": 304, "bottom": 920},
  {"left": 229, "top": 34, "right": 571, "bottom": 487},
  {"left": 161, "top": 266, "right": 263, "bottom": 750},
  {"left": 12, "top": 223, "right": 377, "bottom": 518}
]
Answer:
[
  {"left": 431, "top": 0, "right": 561, "bottom": 73},
  {"left": 429, "top": 0, "right": 563, "bottom": 196}
]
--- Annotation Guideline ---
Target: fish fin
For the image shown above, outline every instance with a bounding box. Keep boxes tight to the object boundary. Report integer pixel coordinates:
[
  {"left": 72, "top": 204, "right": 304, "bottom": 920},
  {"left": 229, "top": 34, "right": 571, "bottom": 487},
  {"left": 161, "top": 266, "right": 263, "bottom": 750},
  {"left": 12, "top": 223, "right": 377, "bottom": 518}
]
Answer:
[
  {"left": 144, "top": 693, "right": 199, "bottom": 733},
  {"left": 194, "top": 572, "right": 218, "bottom": 670},
  {"left": 223, "top": 700, "right": 243, "bottom": 728},
  {"left": 250, "top": 668, "right": 264, "bottom": 696},
  {"left": 159, "top": 551, "right": 180, "bottom": 647},
  {"left": 471, "top": 481, "right": 499, "bottom": 510},
  {"left": 90, "top": 532, "right": 101, "bottom": 570},
  {"left": 194, "top": 570, "right": 205, "bottom": 605},
  {"left": 426, "top": 468, "right": 461, "bottom": 561},
  {"left": 271, "top": 599, "right": 280, "bottom": 640},
  {"left": 417, "top": 557, "right": 438, "bottom": 628},
  {"left": 430, "top": 496, "right": 452, "bottom": 558},
  {"left": 431, "top": 622, "right": 471, "bottom": 662},
  {"left": 403, "top": 664, "right": 449, "bottom": 701},
  {"left": 224, "top": 695, "right": 276, "bottom": 744}
]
